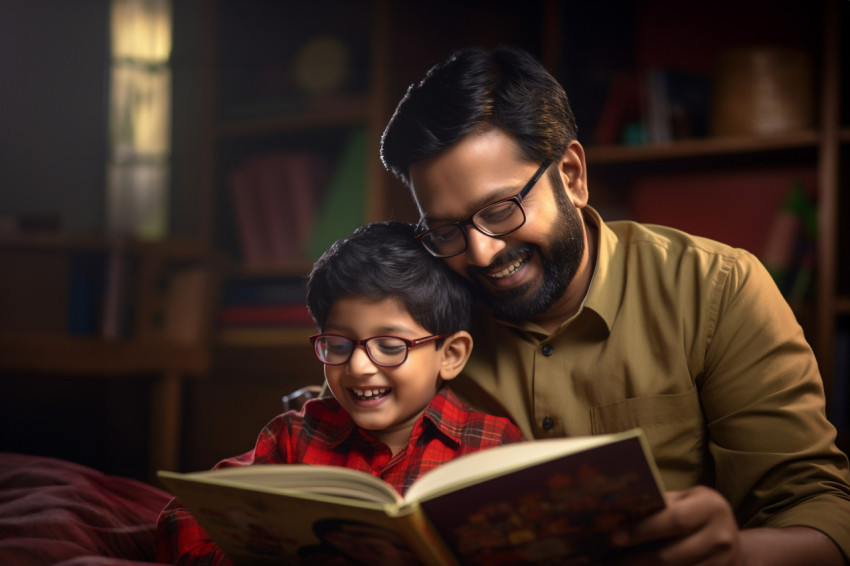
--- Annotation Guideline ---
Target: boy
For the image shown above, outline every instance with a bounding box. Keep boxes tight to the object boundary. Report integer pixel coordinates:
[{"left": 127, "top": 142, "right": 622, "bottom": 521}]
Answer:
[{"left": 155, "top": 221, "right": 523, "bottom": 565}]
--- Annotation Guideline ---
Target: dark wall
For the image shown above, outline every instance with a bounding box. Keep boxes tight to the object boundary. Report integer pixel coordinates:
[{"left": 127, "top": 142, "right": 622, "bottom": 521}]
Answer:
[{"left": 0, "top": 0, "right": 110, "bottom": 234}]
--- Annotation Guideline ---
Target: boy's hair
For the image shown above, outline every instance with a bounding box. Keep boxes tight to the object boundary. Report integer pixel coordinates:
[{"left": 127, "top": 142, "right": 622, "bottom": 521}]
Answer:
[
  {"left": 380, "top": 45, "right": 577, "bottom": 189},
  {"left": 306, "top": 221, "right": 472, "bottom": 335}
]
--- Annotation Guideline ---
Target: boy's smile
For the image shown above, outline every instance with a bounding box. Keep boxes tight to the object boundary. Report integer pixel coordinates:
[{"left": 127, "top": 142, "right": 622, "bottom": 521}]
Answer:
[{"left": 321, "top": 296, "right": 456, "bottom": 453}]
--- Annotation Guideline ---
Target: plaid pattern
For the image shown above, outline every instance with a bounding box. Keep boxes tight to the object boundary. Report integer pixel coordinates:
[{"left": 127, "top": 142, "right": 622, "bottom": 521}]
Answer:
[{"left": 155, "top": 385, "right": 523, "bottom": 565}]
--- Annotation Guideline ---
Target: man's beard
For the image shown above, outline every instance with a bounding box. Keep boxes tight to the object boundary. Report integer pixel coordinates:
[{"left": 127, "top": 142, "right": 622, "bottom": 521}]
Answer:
[{"left": 467, "top": 190, "right": 585, "bottom": 324}]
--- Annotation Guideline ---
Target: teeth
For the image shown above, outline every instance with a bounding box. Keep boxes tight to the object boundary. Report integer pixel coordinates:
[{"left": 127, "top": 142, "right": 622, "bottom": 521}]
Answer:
[
  {"left": 489, "top": 257, "right": 526, "bottom": 279},
  {"left": 352, "top": 388, "right": 390, "bottom": 400}
]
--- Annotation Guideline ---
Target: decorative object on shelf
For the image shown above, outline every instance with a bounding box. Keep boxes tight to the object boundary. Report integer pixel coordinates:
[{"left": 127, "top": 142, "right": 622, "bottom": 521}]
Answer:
[
  {"left": 292, "top": 35, "right": 351, "bottom": 97},
  {"left": 711, "top": 46, "right": 814, "bottom": 137}
]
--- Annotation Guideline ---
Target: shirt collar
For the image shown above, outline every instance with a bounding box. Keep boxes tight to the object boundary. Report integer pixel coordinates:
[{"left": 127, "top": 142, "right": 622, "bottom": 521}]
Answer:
[
  {"left": 580, "top": 205, "right": 624, "bottom": 334},
  {"left": 323, "top": 385, "right": 462, "bottom": 449},
  {"left": 478, "top": 205, "right": 621, "bottom": 339},
  {"left": 419, "top": 385, "right": 464, "bottom": 448}
]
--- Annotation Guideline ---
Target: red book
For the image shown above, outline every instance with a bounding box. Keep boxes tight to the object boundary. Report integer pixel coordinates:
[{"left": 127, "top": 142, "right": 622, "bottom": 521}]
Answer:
[{"left": 229, "top": 168, "right": 273, "bottom": 267}]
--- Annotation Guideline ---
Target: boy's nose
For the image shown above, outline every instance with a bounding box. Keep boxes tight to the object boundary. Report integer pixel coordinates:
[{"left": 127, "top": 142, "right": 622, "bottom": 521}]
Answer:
[{"left": 346, "top": 345, "right": 377, "bottom": 375}]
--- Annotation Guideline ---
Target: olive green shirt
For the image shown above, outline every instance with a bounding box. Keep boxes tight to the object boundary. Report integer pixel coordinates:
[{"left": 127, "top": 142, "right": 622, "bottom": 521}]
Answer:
[{"left": 453, "top": 207, "right": 850, "bottom": 558}]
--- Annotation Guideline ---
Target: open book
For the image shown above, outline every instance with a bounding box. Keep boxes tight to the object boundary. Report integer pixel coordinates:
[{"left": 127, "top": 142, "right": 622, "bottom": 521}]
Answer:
[{"left": 157, "top": 428, "right": 665, "bottom": 566}]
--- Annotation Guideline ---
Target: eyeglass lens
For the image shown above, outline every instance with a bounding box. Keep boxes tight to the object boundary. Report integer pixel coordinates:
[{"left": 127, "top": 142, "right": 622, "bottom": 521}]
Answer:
[
  {"left": 313, "top": 335, "right": 410, "bottom": 367},
  {"left": 418, "top": 161, "right": 549, "bottom": 258},
  {"left": 421, "top": 200, "right": 526, "bottom": 257}
]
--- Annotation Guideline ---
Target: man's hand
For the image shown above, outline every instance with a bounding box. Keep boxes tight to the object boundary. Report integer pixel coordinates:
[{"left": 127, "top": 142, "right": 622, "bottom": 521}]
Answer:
[
  {"left": 607, "top": 486, "right": 845, "bottom": 566},
  {"left": 608, "top": 485, "right": 742, "bottom": 566}
]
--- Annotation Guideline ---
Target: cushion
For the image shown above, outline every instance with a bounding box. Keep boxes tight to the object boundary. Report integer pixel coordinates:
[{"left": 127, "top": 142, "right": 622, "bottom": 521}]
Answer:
[{"left": 0, "top": 453, "right": 171, "bottom": 566}]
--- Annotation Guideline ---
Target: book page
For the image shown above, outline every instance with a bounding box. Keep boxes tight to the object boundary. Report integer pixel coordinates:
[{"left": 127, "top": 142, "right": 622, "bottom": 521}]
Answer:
[
  {"left": 164, "top": 464, "right": 405, "bottom": 505},
  {"left": 158, "top": 471, "right": 447, "bottom": 566},
  {"left": 406, "top": 431, "right": 641, "bottom": 502}
]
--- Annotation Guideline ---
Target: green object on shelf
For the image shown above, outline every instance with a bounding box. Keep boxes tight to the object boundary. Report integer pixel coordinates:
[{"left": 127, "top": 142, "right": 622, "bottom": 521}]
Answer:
[{"left": 307, "top": 127, "right": 368, "bottom": 260}]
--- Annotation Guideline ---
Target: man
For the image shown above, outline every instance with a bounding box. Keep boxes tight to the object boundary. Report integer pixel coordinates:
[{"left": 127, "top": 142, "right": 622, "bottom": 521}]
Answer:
[{"left": 380, "top": 45, "right": 850, "bottom": 565}]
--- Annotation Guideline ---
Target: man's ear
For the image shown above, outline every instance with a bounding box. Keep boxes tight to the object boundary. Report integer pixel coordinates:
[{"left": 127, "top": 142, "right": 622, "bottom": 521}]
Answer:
[
  {"left": 558, "top": 140, "right": 588, "bottom": 208},
  {"left": 438, "top": 330, "right": 473, "bottom": 381}
]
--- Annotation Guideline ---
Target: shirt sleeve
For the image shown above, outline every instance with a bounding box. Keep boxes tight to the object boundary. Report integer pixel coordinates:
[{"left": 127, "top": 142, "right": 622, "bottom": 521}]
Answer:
[
  {"left": 154, "top": 415, "right": 293, "bottom": 564},
  {"left": 700, "top": 251, "right": 850, "bottom": 555}
]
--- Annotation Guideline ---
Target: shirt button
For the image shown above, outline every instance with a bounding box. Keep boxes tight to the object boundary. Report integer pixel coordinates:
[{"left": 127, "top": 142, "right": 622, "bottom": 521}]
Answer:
[
  {"left": 542, "top": 344, "right": 554, "bottom": 357},
  {"left": 542, "top": 417, "right": 555, "bottom": 430}
]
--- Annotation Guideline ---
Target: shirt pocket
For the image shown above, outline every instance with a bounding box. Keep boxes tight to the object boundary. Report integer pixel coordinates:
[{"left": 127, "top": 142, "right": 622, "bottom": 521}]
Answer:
[{"left": 590, "top": 388, "right": 707, "bottom": 491}]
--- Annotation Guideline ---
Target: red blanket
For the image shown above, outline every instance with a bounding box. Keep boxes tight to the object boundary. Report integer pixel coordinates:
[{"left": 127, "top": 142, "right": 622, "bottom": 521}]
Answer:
[{"left": 0, "top": 453, "right": 172, "bottom": 566}]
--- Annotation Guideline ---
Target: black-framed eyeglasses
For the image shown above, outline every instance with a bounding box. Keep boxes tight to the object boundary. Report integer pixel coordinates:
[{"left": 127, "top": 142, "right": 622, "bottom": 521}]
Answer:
[
  {"left": 310, "top": 333, "right": 450, "bottom": 368},
  {"left": 415, "top": 161, "right": 551, "bottom": 258}
]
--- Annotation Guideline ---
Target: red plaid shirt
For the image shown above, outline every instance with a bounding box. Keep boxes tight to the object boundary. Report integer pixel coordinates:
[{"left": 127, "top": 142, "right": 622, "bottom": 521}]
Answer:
[{"left": 155, "top": 385, "right": 523, "bottom": 565}]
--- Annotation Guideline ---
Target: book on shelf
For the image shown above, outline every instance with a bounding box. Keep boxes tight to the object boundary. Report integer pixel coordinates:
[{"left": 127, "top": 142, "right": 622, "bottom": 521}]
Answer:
[
  {"left": 229, "top": 167, "right": 274, "bottom": 267},
  {"left": 100, "top": 244, "right": 136, "bottom": 341},
  {"left": 306, "top": 127, "right": 368, "bottom": 260},
  {"left": 218, "top": 304, "right": 314, "bottom": 327},
  {"left": 228, "top": 150, "right": 328, "bottom": 267},
  {"left": 592, "top": 72, "right": 643, "bottom": 146},
  {"left": 67, "top": 250, "right": 109, "bottom": 337},
  {"left": 221, "top": 276, "right": 308, "bottom": 306},
  {"left": 163, "top": 265, "right": 215, "bottom": 346},
  {"left": 157, "top": 428, "right": 665, "bottom": 566},
  {"left": 759, "top": 181, "right": 817, "bottom": 302},
  {"left": 643, "top": 68, "right": 710, "bottom": 144}
]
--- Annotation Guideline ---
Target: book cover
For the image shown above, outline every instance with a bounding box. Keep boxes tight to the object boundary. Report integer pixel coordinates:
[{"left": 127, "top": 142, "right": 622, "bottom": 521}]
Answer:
[
  {"left": 306, "top": 128, "right": 367, "bottom": 260},
  {"left": 643, "top": 68, "right": 710, "bottom": 144},
  {"left": 246, "top": 152, "right": 302, "bottom": 264},
  {"left": 158, "top": 428, "right": 665, "bottom": 566},
  {"left": 67, "top": 250, "right": 108, "bottom": 336},
  {"left": 229, "top": 168, "right": 274, "bottom": 267}
]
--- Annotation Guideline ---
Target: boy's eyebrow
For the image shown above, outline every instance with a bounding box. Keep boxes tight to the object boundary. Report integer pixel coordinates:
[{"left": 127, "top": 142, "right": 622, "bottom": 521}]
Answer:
[{"left": 322, "top": 324, "right": 420, "bottom": 337}]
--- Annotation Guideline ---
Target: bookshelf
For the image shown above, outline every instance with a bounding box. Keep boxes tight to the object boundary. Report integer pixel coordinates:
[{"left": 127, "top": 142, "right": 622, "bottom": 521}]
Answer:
[
  {"left": 572, "top": 0, "right": 848, "bottom": 444},
  {"left": 176, "top": 0, "right": 848, "bottom": 464},
  {"left": 191, "top": 0, "right": 553, "bottom": 354},
  {"left": 0, "top": 236, "right": 223, "bottom": 478}
]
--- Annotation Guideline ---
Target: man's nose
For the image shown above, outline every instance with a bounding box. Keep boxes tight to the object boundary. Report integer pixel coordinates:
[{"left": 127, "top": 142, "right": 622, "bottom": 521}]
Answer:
[{"left": 464, "top": 228, "right": 505, "bottom": 267}]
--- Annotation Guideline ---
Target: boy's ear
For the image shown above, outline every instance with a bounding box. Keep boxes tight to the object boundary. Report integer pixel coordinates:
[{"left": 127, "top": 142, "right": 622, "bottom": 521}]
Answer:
[{"left": 438, "top": 330, "right": 473, "bottom": 381}]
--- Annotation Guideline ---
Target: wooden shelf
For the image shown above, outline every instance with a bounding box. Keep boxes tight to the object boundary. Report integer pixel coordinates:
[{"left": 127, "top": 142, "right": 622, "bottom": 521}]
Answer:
[
  {"left": 586, "top": 131, "right": 820, "bottom": 164},
  {"left": 0, "top": 332, "right": 210, "bottom": 376},
  {"left": 217, "top": 326, "right": 314, "bottom": 347},
  {"left": 216, "top": 95, "right": 371, "bottom": 139},
  {"left": 226, "top": 260, "right": 316, "bottom": 279}
]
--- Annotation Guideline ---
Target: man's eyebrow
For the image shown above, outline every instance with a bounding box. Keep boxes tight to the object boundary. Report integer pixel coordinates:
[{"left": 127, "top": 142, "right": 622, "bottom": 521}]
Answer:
[{"left": 423, "top": 184, "right": 524, "bottom": 224}]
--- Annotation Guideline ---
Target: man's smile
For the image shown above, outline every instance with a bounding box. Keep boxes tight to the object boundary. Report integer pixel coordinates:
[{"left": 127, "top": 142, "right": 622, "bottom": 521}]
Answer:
[{"left": 488, "top": 251, "right": 531, "bottom": 280}]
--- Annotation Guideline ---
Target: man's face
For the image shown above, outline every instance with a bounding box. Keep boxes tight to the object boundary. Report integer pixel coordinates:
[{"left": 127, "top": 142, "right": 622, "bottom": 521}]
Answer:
[{"left": 409, "top": 129, "right": 585, "bottom": 324}]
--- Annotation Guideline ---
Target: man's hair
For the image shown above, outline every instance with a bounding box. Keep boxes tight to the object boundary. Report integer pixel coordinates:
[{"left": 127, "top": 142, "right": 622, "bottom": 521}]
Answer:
[
  {"left": 306, "top": 221, "right": 472, "bottom": 334},
  {"left": 380, "top": 45, "right": 577, "bottom": 188}
]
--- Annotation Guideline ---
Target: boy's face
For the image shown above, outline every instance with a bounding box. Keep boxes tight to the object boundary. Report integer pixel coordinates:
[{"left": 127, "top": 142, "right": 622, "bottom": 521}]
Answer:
[{"left": 321, "top": 295, "right": 449, "bottom": 452}]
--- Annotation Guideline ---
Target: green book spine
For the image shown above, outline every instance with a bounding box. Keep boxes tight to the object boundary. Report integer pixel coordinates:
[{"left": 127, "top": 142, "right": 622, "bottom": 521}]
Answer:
[{"left": 307, "top": 128, "right": 367, "bottom": 260}]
